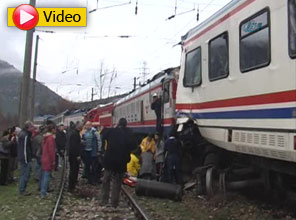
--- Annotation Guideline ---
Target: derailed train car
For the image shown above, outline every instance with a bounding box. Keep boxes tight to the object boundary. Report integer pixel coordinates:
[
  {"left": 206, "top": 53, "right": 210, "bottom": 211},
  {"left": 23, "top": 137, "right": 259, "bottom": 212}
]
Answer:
[{"left": 176, "top": 0, "right": 296, "bottom": 195}]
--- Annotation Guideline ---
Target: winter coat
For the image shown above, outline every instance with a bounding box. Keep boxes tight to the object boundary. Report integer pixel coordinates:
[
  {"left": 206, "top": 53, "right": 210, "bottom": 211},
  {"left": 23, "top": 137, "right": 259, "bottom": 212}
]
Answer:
[
  {"left": 101, "top": 127, "right": 136, "bottom": 173},
  {"left": 139, "top": 151, "right": 155, "bottom": 176},
  {"left": 164, "top": 136, "right": 182, "bottom": 162},
  {"left": 82, "top": 128, "right": 101, "bottom": 157},
  {"left": 41, "top": 133, "right": 56, "bottom": 171},
  {"left": 151, "top": 98, "right": 161, "bottom": 118},
  {"left": 68, "top": 129, "right": 82, "bottom": 158},
  {"left": 155, "top": 139, "right": 165, "bottom": 164},
  {"left": 55, "top": 129, "right": 66, "bottom": 156},
  {"left": 17, "top": 130, "right": 33, "bottom": 164},
  {"left": 140, "top": 137, "right": 156, "bottom": 154},
  {"left": 0, "top": 136, "right": 11, "bottom": 159},
  {"left": 127, "top": 153, "right": 140, "bottom": 177},
  {"left": 32, "top": 134, "right": 43, "bottom": 158}
]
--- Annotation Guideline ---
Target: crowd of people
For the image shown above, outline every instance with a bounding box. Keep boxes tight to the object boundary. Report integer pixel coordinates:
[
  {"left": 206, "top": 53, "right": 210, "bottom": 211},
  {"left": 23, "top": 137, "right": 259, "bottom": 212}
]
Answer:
[{"left": 0, "top": 116, "right": 183, "bottom": 207}]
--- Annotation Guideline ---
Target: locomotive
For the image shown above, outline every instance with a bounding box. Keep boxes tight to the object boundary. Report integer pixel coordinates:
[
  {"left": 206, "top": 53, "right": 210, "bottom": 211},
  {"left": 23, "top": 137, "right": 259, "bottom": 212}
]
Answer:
[{"left": 85, "top": 67, "right": 179, "bottom": 135}]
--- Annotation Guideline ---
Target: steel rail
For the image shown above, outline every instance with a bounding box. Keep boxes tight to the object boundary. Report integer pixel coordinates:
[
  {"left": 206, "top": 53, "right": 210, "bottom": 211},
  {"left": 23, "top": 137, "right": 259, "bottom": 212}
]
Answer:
[
  {"left": 121, "top": 186, "right": 150, "bottom": 220},
  {"left": 51, "top": 156, "right": 67, "bottom": 220}
]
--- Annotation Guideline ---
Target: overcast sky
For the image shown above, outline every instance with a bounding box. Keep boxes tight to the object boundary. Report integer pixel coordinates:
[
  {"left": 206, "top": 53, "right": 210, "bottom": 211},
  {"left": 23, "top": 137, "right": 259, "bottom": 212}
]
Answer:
[{"left": 0, "top": 0, "right": 231, "bottom": 102}]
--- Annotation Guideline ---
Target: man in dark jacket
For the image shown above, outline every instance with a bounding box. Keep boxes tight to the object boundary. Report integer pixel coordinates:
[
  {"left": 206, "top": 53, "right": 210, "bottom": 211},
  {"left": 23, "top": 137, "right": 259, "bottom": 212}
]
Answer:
[
  {"left": 101, "top": 118, "right": 136, "bottom": 207},
  {"left": 164, "top": 130, "right": 182, "bottom": 185},
  {"left": 151, "top": 93, "right": 162, "bottom": 134},
  {"left": 55, "top": 123, "right": 66, "bottom": 170},
  {"left": 68, "top": 122, "right": 83, "bottom": 192},
  {"left": 18, "top": 121, "right": 34, "bottom": 195}
]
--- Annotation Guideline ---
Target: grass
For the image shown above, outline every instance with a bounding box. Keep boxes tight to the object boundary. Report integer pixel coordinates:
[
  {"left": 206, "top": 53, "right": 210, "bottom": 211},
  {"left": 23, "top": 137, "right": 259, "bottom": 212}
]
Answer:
[{"left": 0, "top": 169, "right": 60, "bottom": 220}]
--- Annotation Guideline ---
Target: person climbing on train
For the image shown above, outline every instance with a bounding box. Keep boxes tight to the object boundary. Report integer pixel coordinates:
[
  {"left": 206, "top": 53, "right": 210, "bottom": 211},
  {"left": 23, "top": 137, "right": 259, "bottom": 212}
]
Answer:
[
  {"left": 40, "top": 122, "right": 56, "bottom": 198},
  {"left": 151, "top": 93, "right": 162, "bottom": 134},
  {"left": 164, "top": 130, "right": 182, "bottom": 185},
  {"left": 100, "top": 118, "right": 136, "bottom": 208},
  {"left": 154, "top": 132, "right": 165, "bottom": 181}
]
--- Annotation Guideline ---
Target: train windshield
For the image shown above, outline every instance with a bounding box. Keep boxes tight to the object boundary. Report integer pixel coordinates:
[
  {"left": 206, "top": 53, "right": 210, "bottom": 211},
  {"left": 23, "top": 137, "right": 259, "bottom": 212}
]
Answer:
[
  {"left": 183, "top": 47, "right": 202, "bottom": 87},
  {"left": 289, "top": 0, "right": 296, "bottom": 58}
]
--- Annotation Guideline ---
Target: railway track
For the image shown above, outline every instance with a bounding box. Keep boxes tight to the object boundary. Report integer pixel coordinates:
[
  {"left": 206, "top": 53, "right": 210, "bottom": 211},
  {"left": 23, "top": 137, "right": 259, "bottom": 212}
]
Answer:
[{"left": 50, "top": 160, "right": 149, "bottom": 220}]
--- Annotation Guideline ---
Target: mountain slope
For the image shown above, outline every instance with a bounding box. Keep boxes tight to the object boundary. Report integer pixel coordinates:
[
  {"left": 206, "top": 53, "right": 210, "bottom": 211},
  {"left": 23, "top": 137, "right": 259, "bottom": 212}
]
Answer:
[{"left": 0, "top": 59, "right": 71, "bottom": 118}]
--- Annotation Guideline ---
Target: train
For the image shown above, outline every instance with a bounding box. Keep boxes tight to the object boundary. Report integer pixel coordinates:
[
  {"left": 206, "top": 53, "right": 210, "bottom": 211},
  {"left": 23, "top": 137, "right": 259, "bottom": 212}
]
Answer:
[
  {"left": 175, "top": 0, "right": 296, "bottom": 195},
  {"left": 51, "top": 109, "right": 86, "bottom": 127},
  {"left": 85, "top": 67, "right": 179, "bottom": 135},
  {"left": 73, "top": 0, "right": 296, "bottom": 196}
]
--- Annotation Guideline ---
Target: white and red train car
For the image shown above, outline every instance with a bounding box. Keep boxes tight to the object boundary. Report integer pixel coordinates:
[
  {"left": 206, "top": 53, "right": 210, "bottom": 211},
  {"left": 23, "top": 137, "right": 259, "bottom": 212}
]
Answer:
[
  {"left": 176, "top": 0, "right": 296, "bottom": 194},
  {"left": 86, "top": 67, "right": 179, "bottom": 135}
]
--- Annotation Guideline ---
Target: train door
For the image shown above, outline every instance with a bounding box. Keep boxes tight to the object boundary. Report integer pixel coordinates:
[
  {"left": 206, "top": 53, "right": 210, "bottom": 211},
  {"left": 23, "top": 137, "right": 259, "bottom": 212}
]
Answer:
[{"left": 161, "top": 80, "right": 171, "bottom": 128}]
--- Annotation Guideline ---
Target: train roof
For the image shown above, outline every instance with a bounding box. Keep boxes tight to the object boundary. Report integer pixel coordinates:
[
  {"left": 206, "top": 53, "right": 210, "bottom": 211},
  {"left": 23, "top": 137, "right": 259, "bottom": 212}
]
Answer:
[{"left": 182, "top": 0, "right": 246, "bottom": 43}]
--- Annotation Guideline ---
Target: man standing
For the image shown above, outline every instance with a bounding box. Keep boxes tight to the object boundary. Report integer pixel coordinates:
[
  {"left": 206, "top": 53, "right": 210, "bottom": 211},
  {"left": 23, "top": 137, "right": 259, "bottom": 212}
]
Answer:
[
  {"left": 164, "top": 131, "right": 182, "bottom": 185},
  {"left": 151, "top": 93, "right": 162, "bottom": 134},
  {"left": 68, "top": 122, "right": 83, "bottom": 192},
  {"left": 81, "top": 121, "right": 101, "bottom": 185},
  {"left": 101, "top": 118, "right": 136, "bottom": 208},
  {"left": 55, "top": 123, "right": 66, "bottom": 168},
  {"left": 18, "top": 121, "right": 34, "bottom": 196}
]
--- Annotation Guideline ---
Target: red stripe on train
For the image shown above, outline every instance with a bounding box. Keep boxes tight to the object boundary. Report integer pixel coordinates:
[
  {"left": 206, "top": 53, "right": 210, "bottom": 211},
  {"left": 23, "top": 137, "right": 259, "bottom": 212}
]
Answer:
[{"left": 176, "top": 90, "right": 296, "bottom": 110}]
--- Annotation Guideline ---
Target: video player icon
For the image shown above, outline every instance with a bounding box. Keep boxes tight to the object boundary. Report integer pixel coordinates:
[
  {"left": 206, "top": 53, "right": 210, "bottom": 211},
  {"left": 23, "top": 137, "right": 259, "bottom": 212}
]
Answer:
[
  {"left": 13, "top": 4, "right": 39, "bottom": 30},
  {"left": 20, "top": 10, "right": 34, "bottom": 25}
]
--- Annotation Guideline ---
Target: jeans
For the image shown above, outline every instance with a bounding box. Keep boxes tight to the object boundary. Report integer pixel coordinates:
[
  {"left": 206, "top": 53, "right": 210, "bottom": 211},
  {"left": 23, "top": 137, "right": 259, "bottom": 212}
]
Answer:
[
  {"left": 19, "top": 162, "right": 31, "bottom": 194},
  {"left": 33, "top": 158, "right": 42, "bottom": 181},
  {"left": 101, "top": 169, "right": 124, "bottom": 207},
  {"left": 82, "top": 151, "right": 93, "bottom": 184},
  {"left": 40, "top": 171, "right": 51, "bottom": 196}
]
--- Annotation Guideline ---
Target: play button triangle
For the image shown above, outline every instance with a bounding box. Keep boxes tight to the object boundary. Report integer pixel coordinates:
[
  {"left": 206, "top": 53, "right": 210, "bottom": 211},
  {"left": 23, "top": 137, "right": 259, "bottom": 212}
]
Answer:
[{"left": 20, "top": 9, "right": 34, "bottom": 25}]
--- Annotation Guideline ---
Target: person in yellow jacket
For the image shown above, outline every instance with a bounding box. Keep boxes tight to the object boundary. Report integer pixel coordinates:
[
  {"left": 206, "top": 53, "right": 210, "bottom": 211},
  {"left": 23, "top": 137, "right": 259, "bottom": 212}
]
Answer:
[
  {"left": 127, "top": 147, "right": 141, "bottom": 177},
  {"left": 140, "top": 134, "right": 156, "bottom": 155}
]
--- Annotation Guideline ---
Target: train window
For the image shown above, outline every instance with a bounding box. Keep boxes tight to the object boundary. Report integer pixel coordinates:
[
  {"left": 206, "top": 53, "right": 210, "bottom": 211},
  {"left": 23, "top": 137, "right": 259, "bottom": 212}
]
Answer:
[
  {"left": 289, "top": 0, "right": 296, "bottom": 58},
  {"left": 163, "top": 81, "right": 170, "bottom": 103},
  {"left": 240, "top": 8, "right": 270, "bottom": 72},
  {"left": 209, "top": 32, "right": 229, "bottom": 81},
  {"left": 183, "top": 47, "right": 202, "bottom": 87}
]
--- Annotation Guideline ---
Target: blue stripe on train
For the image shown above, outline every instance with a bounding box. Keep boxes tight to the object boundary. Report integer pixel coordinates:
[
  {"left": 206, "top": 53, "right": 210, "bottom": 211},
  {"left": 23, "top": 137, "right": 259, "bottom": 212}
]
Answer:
[{"left": 189, "top": 107, "right": 296, "bottom": 119}]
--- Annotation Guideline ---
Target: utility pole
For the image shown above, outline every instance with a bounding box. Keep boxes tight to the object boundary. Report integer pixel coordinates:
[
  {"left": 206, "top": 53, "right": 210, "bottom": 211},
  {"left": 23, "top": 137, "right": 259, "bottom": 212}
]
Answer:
[
  {"left": 141, "top": 61, "right": 149, "bottom": 83},
  {"left": 91, "top": 88, "right": 94, "bottom": 101},
  {"left": 19, "top": 0, "right": 36, "bottom": 127},
  {"left": 30, "top": 34, "right": 39, "bottom": 121},
  {"left": 133, "top": 77, "right": 136, "bottom": 91}
]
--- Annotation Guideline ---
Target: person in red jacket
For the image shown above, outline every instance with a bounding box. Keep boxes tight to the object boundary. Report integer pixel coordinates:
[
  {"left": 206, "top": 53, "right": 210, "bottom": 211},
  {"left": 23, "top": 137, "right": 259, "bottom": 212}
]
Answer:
[{"left": 40, "top": 122, "right": 56, "bottom": 197}]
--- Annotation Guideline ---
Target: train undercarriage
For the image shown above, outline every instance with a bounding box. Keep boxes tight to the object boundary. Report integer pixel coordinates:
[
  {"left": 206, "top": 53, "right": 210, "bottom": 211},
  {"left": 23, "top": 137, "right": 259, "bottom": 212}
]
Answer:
[{"left": 177, "top": 120, "right": 296, "bottom": 207}]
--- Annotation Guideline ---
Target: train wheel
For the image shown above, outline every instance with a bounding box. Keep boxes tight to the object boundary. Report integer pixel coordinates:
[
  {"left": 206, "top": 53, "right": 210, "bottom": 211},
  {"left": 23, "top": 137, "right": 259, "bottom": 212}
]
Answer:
[{"left": 205, "top": 167, "right": 219, "bottom": 197}]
